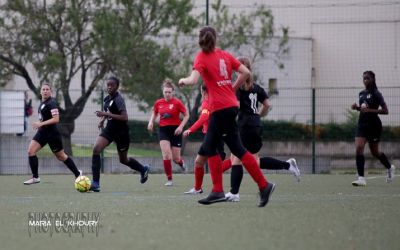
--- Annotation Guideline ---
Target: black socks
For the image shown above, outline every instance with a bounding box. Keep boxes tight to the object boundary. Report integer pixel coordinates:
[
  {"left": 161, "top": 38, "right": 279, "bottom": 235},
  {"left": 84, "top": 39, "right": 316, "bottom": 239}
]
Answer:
[
  {"left": 63, "top": 157, "right": 80, "bottom": 177},
  {"left": 230, "top": 165, "right": 243, "bottom": 194},
  {"left": 29, "top": 155, "right": 39, "bottom": 178}
]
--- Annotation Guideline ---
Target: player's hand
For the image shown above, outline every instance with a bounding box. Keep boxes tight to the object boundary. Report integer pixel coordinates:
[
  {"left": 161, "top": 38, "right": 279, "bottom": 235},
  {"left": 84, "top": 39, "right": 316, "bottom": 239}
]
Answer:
[
  {"left": 95, "top": 111, "right": 106, "bottom": 117},
  {"left": 178, "top": 78, "right": 186, "bottom": 87},
  {"left": 360, "top": 103, "right": 368, "bottom": 113},
  {"left": 98, "top": 121, "right": 104, "bottom": 130},
  {"left": 32, "top": 121, "right": 42, "bottom": 130},
  {"left": 183, "top": 129, "right": 191, "bottom": 137},
  {"left": 147, "top": 122, "right": 153, "bottom": 132},
  {"left": 351, "top": 102, "right": 358, "bottom": 110},
  {"left": 174, "top": 126, "right": 183, "bottom": 135}
]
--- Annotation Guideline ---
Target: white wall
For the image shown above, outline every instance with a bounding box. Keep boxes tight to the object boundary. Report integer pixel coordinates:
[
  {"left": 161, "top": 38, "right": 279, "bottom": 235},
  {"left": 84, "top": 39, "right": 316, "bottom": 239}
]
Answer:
[{"left": 0, "top": 91, "right": 24, "bottom": 134}]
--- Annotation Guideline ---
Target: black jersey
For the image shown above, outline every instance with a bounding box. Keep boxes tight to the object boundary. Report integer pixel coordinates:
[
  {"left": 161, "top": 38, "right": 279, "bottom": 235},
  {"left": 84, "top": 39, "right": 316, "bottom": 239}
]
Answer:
[
  {"left": 237, "top": 83, "right": 268, "bottom": 127},
  {"left": 358, "top": 88, "right": 386, "bottom": 126},
  {"left": 103, "top": 92, "right": 128, "bottom": 131},
  {"left": 38, "top": 97, "right": 59, "bottom": 132}
]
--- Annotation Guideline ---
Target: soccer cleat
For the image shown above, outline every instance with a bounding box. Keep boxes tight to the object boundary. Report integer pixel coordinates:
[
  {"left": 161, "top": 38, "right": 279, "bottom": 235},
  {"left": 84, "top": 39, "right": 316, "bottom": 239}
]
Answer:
[
  {"left": 23, "top": 177, "right": 40, "bottom": 185},
  {"left": 180, "top": 162, "right": 187, "bottom": 173},
  {"left": 287, "top": 158, "right": 301, "bottom": 182},
  {"left": 198, "top": 192, "right": 227, "bottom": 205},
  {"left": 78, "top": 169, "right": 83, "bottom": 177},
  {"left": 352, "top": 177, "right": 366, "bottom": 186},
  {"left": 89, "top": 182, "right": 101, "bottom": 192},
  {"left": 386, "top": 165, "right": 395, "bottom": 183},
  {"left": 258, "top": 182, "right": 276, "bottom": 207},
  {"left": 184, "top": 188, "right": 203, "bottom": 194},
  {"left": 225, "top": 192, "right": 240, "bottom": 202},
  {"left": 140, "top": 165, "right": 150, "bottom": 184},
  {"left": 164, "top": 180, "right": 173, "bottom": 186}
]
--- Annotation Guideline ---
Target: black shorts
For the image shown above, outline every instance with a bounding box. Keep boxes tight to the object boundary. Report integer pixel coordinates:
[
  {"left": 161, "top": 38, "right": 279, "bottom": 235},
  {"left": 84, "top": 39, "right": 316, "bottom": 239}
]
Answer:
[
  {"left": 33, "top": 129, "right": 63, "bottom": 153},
  {"left": 356, "top": 124, "right": 382, "bottom": 143},
  {"left": 239, "top": 126, "right": 263, "bottom": 154},
  {"left": 202, "top": 107, "right": 246, "bottom": 158},
  {"left": 158, "top": 125, "right": 182, "bottom": 147},
  {"left": 198, "top": 137, "right": 226, "bottom": 160},
  {"left": 100, "top": 127, "right": 130, "bottom": 152}
]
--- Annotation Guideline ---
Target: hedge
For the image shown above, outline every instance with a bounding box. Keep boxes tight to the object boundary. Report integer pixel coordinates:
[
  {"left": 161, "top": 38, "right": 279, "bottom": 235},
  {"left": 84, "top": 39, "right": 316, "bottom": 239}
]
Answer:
[{"left": 128, "top": 120, "right": 400, "bottom": 143}]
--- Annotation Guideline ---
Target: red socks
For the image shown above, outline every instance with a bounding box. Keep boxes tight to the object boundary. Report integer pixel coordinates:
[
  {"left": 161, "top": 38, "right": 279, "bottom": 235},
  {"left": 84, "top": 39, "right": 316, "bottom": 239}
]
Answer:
[
  {"left": 207, "top": 154, "right": 223, "bottom": 192},
  {"left": 194, "top": 164, "right": 204, "bottom": 190},
  {"left": 240, "top": 152, "right": 267, "bottom": 190},
  {"left": 163, "top": 159, "right": 172, "bottom": 180},
  {"left": 222, "top": 159, "right": 232, "bottom": 172},
  {"left": 176, "top": 158, "right": 184, "bottom": 167}
]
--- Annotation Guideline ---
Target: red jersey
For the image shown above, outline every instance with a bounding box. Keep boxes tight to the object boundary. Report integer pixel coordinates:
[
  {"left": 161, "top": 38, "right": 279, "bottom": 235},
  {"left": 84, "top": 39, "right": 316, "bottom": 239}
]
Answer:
[
  {"left": 153, "top": 97, "right": 186, "bottom": 127},
  {"left": 189, "top": 98, "right": 210, "bottom": 134},
  {"left": 193, "top": 48, "right": 240, "bottom": 113}
]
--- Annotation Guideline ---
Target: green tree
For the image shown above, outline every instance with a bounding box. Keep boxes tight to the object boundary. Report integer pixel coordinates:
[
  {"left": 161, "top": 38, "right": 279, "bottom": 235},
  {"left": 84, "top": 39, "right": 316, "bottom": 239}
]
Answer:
[
  {"left": 171, "top": 0, "right": 290, "bottom": 127},
  {"left": 0, "top": 0, "right": 108, "bottom": 154},
  {"left": 93, "top": 0, "right": 198, "bottom": 111},
  {"left": 0, "top": 0, "right": 197, "bottom": 154}
]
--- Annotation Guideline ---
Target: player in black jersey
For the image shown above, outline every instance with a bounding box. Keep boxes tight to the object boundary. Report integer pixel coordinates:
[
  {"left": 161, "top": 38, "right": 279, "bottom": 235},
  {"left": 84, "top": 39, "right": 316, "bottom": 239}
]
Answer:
[
  {"left": 351, "top": 71, "right": 395, "bottom": 186},
  {"left": 224, "top": 57, "right": 300, "bottom": 202},
  {"left": 90, "top": 77, "right": 150, "bottom": 192},
  {"left": 24, "top": 83, "right": 82, "bottom": 185}
]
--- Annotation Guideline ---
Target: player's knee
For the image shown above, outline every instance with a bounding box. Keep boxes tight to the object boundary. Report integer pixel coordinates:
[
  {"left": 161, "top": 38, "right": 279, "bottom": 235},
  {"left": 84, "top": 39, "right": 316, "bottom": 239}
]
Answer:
[
  {"left": 119, "top": 157, "right": 128, "bottom": 165},
  {"left": 92, "top": 146, "right": 102, "bottom": 155},
  {"left": 355, "top": 147, "right": 364, "bottom": 155},
  {"left": 56, "top": 153, "right": 67, "bottom": 162},
  {"left": 27, "top": 149, "right": 35, "bottom": 156},
  {"left": 195, "top": 157, "right": 206, "bottom": 166},
  {"left": 371, "top": 151, "right": 380, "bottom": 158}
]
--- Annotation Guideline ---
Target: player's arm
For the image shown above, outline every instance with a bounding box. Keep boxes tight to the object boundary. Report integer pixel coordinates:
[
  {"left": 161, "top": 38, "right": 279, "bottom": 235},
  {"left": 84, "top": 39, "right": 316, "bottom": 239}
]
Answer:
[
  {"left": 32, "top": 109, "right": 59, "bottom": 129},
  {"left": 98, "top": 116, "right": 106, "bottom": 129},
  {"left": 184, "top": 109, "right": 209, "bottom": 137},
  {"left": 363, "top": 103, "right": 389, "bottom": 115},
  {"left": 178, "top": 70, "right": 201, "bottom": 86},
  {"left": 259, "top": 99, "right": 270, "bottom": 117},
  {"left": 96, "top": 110, "right": 128, "bottom": 121},
  {"left": 351, "top": 102, "right": 360, "bottom": 111},
  {"left": 232, "top": 64, "right": 251, "bottom": 91},
  {"left": 147, "top": 110, "right": 157, "bottom": 132},
  {"left": 175, "top": 110, "right": 189, "bottom": 135}
]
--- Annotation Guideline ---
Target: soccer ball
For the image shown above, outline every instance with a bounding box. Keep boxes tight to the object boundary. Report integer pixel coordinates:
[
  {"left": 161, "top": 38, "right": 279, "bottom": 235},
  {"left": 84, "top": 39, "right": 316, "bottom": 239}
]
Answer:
[{"left": 74, "top": 176, "right": 91, "bottom": 193}]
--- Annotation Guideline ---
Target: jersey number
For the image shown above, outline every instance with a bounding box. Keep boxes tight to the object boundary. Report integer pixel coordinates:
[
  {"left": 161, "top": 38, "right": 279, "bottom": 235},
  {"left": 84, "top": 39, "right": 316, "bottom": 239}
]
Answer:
[{"left": 249, "top": 93, "right": 258, "bottom": 114}]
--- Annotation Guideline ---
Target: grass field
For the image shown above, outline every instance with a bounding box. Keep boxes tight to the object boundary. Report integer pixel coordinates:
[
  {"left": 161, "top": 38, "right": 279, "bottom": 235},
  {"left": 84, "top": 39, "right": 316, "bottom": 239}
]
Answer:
[{"left": 0, "top": 173, "right": 399, "bottom": 250}]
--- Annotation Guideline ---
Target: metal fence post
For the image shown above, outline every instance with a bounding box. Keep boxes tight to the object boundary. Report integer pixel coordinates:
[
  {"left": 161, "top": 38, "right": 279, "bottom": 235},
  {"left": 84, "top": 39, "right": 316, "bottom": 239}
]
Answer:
[{"left": 312, "top": 88, "right": 316, "bottom": 174}]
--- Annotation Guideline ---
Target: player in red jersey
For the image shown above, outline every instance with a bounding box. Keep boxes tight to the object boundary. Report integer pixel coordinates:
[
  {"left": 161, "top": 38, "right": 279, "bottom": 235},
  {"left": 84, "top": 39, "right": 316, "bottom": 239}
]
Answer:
[
  {"left": 183, "top": 85, "right": 226, "bottom": 194},
  {"left": 179, "top": 26, "right": 275, "bottom": 207},
  {"left": 148, "top": 79, "right": 189, "bottom": 186}
]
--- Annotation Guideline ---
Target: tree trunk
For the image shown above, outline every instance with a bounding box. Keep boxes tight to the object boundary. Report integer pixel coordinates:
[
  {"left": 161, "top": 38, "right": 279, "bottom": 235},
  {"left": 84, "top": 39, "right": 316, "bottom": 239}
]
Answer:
[
  {"left": 58, "top": 120, "right": 75, "bottom": 156},
  {"left": 181, "top": 92, "right": 202, "bottom": 155}
]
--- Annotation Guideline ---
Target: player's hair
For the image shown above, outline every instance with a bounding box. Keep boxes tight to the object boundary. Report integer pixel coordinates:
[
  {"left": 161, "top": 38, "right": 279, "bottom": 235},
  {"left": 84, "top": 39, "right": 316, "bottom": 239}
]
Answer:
[
  {"left": 237, "top": 56, "right": 254, "bottom": 85},
  {"left": 199, "top": 26, "right": 216, "bottom": 53},
  {"left": 162, "top": 78, "right": 174, "bottom": 91},
  {"left": 363, "top": 71, "right": 377, "bottom": 90},
  {"left": 41, "top": 82, "right": 52, "bottom": 90},
  {"left": 107, "top": 76, "right": 120, "bottom": 87}
]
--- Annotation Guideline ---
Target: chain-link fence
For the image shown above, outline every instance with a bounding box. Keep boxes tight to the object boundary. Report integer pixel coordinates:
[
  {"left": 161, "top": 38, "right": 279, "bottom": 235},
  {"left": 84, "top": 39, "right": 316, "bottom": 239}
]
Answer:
[{"left": 1, "top": 86, "right": 399, "bottom": 175}]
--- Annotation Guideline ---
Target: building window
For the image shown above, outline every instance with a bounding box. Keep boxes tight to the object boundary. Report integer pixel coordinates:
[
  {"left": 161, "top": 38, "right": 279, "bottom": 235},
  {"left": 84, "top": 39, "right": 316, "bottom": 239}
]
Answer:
[{"left": 268, "top": 78, "right": 278, "bottom": 95}]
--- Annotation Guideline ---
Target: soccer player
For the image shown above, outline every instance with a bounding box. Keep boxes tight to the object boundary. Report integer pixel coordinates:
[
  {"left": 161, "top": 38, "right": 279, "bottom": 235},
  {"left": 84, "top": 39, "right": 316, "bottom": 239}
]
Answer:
[
  {"left": 179, "top": 26, "right": 275, "bottom": 207},
  {"left": 223, "top": 56, "right": 300, "bottom": 202},
  {"left": 147, "top": 79, "right": 189, "bottom": 186},
  {"left": 350, "top": 71, "right": 395, "bottom": 186},
  {"left": 90, "top": 77, "right": 150, "bottom": 192},
  {"left": 183, "top": 85, "right": 226, "bottom": 194},
  {"left": 24, "top": 83, "right": 82, "bottom": 185}
]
